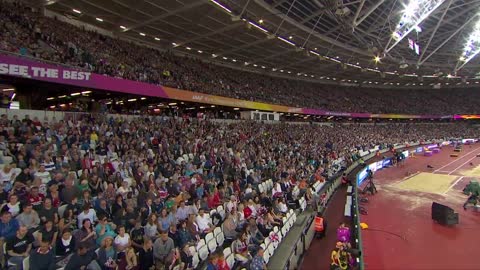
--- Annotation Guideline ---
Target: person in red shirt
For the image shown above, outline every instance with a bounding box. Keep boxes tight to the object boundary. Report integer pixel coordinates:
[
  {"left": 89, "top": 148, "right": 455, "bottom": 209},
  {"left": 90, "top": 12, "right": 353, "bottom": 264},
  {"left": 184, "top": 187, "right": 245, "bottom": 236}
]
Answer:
[{"left": 27, "top": 186, "right": 45, "bottom": 212}]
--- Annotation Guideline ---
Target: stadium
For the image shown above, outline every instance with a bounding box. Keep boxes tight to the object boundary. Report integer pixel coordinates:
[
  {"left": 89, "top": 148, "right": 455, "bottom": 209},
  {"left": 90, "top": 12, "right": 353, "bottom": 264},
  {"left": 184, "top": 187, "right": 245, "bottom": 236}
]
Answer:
[{"left": 0, "top": 0, "right": 479, "bottom": 270}]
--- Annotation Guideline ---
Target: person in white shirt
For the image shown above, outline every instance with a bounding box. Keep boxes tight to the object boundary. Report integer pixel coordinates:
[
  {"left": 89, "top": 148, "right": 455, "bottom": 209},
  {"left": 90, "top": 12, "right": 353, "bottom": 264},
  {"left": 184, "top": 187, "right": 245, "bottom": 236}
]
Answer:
[
  {"left": 34, "top": 165, "right": 51, "bottom": 184},
  {"left": 77, "top": 204, "right": 98, "bottom": 228},
  {"left": 195, "top": 209, "right": 213, "bottom": 234},
  {"left": 117, "top": 181, "right": 132, "bottom": 199},
  {"left": 226, "top": 195, "right": 237, "bottom": 213},
  {"left": 114, "top": 225, "right": 131, "bottom": 254}
]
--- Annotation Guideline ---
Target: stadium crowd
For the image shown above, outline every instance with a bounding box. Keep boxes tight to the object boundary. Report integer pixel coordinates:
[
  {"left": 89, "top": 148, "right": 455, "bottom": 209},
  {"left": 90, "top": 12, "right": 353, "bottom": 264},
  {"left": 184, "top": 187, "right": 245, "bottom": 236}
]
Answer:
[
  {"left": 0, "top": 111, "right": 477, "bottom": 270},
  {"left": 1, "top": 1, "right": 480, "bottom": 115}
]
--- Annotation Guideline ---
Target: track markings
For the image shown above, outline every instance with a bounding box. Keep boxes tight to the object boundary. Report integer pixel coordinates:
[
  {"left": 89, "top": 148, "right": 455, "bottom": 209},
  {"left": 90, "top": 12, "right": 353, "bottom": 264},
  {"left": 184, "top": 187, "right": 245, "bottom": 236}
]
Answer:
[
  {"left": 444, "top": 176, "right": 464, "bottom": 195},
  {"left": 432, "top": 147, "right": 480, "bottom": 174}
]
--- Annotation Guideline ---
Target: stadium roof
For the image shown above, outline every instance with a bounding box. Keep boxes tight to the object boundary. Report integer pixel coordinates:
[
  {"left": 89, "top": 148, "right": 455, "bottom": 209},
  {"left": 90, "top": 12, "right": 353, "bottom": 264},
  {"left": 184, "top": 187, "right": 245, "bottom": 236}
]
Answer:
[{"left": 31, "top": 0, "right": 480, "bottom": 88}]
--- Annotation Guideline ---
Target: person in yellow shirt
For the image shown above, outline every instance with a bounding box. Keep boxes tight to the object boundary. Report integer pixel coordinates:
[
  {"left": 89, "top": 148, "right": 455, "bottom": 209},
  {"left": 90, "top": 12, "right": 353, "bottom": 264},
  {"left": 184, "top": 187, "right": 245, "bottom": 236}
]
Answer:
[
  {"left": 330, "top": 242, "right": 350, "bottom": 270},
  {"left": 90, "top": 131, "right": 98, "bottom": 143}
]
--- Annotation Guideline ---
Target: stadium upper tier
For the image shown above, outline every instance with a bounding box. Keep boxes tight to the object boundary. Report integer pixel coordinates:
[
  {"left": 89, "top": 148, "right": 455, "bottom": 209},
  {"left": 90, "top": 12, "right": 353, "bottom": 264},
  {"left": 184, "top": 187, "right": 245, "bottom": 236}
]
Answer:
[{"left": 1, "top": 2, "right": 480, "bottom": 115}]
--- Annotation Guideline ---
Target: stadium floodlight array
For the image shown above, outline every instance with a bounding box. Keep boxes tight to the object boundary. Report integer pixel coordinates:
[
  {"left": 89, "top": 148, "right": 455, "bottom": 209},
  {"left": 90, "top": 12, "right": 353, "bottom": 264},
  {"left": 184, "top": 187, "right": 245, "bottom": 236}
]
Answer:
[
  {"left": 456, "top": 18, "right": 480, "bottom": 72},
  {"left": 385, "top": 0, "right": 446, "bottom": 53}
]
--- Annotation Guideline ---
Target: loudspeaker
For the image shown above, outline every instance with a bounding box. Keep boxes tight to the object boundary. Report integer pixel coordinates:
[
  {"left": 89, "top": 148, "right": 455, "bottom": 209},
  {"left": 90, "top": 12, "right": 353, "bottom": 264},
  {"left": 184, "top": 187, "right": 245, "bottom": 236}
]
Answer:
[{"left": 432, "top": 202, "right": 459, "bottom": 225}]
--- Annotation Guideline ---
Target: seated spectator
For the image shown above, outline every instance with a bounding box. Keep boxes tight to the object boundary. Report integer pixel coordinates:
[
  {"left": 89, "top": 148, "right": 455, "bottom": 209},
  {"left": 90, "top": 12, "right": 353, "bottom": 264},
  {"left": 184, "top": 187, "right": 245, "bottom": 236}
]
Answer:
[
  {"left": 180, "top": 244, "right": 194, "bottom": 269},
  {"left": 16, "top": 203, "right": 40, "bottom": 232},
  {"left": 1, "top": 194, "right": 21, "bottom": 217},
  {"left": 153, "top": 230, "right": 175, "bottom": 270},
  {"left": 130, "top": 219, "right": 145, "bottom": 252},
  {"left": 38, "top": 198, "right": 58, "bottom": 224},
  {"left": 6, "top": 225, "right": 34, "bottom": 270},
  {"left": 74, "top": 219, "right": 96, "bottom": 251},
  {"left": 27, "top": 186, "right": 45, "bottom": 212},
  {"left": 0, "top": 211, "right": 19, "bottom": 267},
  {"left": 250, "top": 248, "right": 267, "bottom": 270},
  {"left": 37, "top": 220, "right": 58, "bottom": 248},
  {"left": 113, "top": 225, "right": 131, "bottom": 255},
  {"left": 77, "top": 203, "right": 97, "bottom": 228},
  {"left": 138, "top": 238, "right": 154, "bottom": 270},
  {"left": 195, "top": 208, "right": 213, "bottom": 234},
  {"left": 95, "top": 214, "right": 117, "bottom": 246},
  {"left": 144, "top": 214, "right": 159, "bottom": 240},
  {"left": 58, "top": 208, "right": 77, "bottom": 232},
  {"left": 177, "top": 220, "right": 195, "bottom": 248},
  {"left": 125, "top": 245, "right": 138, "bottom": 270},
  {"left": 55, "top": 229, "right": 76, "bottom": 257},
  {"left": 232, "top": 233, "right": 252, "bottom": 265},
  {"left": 223, "top": 209, "right": 239, "bottom": 240},
  {"left": 64, "top": 242, "right": 101, "bottom": 270},
  {"left": 158, "top": 208, "right": 174, "bottom": 232},
  {"left": 97, "top": 236, "right": 118, "bottom": 270},
  {"left": 29, "top": 239, "right": 55, "bottom": 270}
]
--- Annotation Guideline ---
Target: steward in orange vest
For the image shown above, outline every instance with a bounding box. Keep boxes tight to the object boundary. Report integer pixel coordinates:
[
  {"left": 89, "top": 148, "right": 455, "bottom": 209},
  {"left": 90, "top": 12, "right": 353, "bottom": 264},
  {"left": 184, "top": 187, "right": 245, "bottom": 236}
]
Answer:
[{"left": 314, "top": 213, "right": 327, "bottom": 239}]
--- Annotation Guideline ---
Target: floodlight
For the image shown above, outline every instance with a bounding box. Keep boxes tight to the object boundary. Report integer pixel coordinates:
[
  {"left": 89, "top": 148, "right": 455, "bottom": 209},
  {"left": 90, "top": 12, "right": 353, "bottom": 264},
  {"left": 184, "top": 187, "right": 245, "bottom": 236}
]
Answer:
[{"left": 386, "top": 0, "right": 446, "bottom": 53}]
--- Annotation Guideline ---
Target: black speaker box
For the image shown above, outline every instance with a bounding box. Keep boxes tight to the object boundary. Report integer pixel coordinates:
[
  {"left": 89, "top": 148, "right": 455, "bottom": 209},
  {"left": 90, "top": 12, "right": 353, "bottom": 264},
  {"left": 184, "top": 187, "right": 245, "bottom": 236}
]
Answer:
[{"left": 432, "top": 202, "right": 459, "bottom": 225}]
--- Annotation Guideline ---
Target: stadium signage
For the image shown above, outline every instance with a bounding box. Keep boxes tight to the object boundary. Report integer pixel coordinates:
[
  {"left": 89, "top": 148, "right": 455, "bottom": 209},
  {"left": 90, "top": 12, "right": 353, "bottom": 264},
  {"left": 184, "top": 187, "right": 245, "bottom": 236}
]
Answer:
[{"left": 0, "top": 63, "right": 91, "bottom": 81}]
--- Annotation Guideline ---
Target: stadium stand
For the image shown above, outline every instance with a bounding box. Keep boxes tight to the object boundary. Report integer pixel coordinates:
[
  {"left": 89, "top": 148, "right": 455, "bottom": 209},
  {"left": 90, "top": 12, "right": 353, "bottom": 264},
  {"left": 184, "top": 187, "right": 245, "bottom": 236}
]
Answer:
[
  {"left": 1, "top": 1, "right": 480, "bottom": 115},
  {"left": 0, "top": 110, "right": 477, "bottom": 270}
]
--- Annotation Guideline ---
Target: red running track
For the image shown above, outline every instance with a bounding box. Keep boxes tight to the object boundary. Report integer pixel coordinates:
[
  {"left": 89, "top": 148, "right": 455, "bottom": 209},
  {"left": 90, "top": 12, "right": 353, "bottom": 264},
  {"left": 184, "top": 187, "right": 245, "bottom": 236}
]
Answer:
[{"left": 362, "top": 144, "right": 480, "bottom": 270}]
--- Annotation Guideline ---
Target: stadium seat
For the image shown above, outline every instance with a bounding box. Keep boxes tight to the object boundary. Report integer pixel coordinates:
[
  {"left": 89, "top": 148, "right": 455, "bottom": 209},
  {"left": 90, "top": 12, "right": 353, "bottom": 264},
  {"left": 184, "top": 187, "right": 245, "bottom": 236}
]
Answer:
[
  {"left": 207, "top": 237, "right": 218, "bottom": 253},
  {"left": 263, "top": 251, "right": 270, "bottom": 264},
  {"left": 216, "top": 205, "right": 226, "bottom": 220},
  {"left": 198, "top": 245, "right": 209, "bottom": 261},
  {"left": 216, "top": 230, "right": 225, "bottom": 246},
  {"left": 196, "top": 239, "right": 206, "bottom": 251},
  {"left": 223, "top": 247, "right": 232, "bottom": 258},
  {"left": 191, "top": 253, "right": 200, "bottom": 269},
  {"left": 22, "top": 256, "right": 29, "bottom": 270}
]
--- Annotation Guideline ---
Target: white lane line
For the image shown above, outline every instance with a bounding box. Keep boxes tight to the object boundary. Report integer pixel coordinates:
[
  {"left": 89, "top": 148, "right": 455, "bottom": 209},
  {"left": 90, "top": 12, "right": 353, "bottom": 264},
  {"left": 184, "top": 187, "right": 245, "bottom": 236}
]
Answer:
[
  {"left": 433, "top": 147, "right": 480, "bottom": 173},
  {"left": 444, "top": 176, "right": 464, "bottom": 195},
  {"left": 448, "top": 154, "right": 479, "bottom": 175}
]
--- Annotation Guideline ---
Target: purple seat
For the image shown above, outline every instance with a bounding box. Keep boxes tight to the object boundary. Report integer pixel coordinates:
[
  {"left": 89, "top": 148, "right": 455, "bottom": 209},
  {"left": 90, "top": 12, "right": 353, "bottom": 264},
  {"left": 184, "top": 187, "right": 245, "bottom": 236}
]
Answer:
[
  {"left": 424, "top": 151, "right": 433, "bottom": 156},
  {"left": 433, "top": 148, "right": 440, "bottom": 153}
]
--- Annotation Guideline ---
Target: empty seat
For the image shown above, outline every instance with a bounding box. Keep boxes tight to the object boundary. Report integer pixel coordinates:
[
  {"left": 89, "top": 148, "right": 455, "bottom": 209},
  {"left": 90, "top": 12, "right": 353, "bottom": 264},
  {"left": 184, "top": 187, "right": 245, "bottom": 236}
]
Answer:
[
  {"left": 223, "top": 247, "right": 232, "bottom": 258},
  {"left": 216, "top": 205, "right": 226, "bottom": 220},
  {"left": 213, "top": 227, "right": 222, "bottom": 236},
  {"left": 198, "top": 245, "right": 209, "bottom": 261},
  {"left": 263, "top": 251, "right": 270, "bottom": 264},
  {"left": 216, "top": 231, "right": 225, "bottom": 246},
  {"left": 196, "top": 239, "right": 206, "bottom": 251},
  {"left": 192, "top": 253, "right": 200, "bottom": 269},
  {"left": 205, "top": 232, "right": 214, "bottom": 242},
  {"left": 226, "top": 254, "right": 235, "bottom": 269},
  {"left": 207, "top": 237, "right": 217, "bottom": 253}
]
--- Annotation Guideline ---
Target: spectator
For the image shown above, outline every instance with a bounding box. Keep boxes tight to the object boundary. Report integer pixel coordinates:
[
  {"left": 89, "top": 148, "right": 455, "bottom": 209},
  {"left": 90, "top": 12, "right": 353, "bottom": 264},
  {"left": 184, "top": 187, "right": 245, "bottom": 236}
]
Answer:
[
  {"left": 6, "top": 225, "right": 34, "bottom": 270},
  {"left": 0, "top": 211, "right": 19, "bottom": 267},
  {"left": 138, "top": 238, "right": 154, "bottom": 270},
  {"left": 97, "top": 236, "right": 118, "bottom": 270},
  {"left": 64, "top": 242, "right": 101, "bottom": 270},
  {"left": 153, "top": 230, "right": 175, "bottom": 269},
  {"left": 29, "top": 239, "right": 55, "bottom": 270},
  {"left": 55, "top": 229, "right": 76, "bottom": 257},
  {"left": 16, "top": 204, "right": 40, "bottom": 232},
  {"left": 250, "top": 248, "right": 267, "bottom": 270}
]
